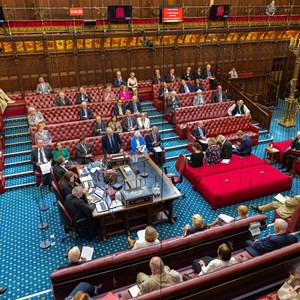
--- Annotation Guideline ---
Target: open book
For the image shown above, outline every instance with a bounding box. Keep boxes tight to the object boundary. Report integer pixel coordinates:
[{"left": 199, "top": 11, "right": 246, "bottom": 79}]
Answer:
[
  {"left": 218, "top": 214, "right": 234, "bottom": 223},
  {"left": 274, "top": 193, "right": 286, "bottom": 204},
  {"left": 128, "top": 285, "right": 140, "bottom": 297}
]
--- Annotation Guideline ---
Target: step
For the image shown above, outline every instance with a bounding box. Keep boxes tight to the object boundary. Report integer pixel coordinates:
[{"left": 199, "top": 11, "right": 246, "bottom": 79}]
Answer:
[
  {"left": 259, "top": 129, "right": 268, "bottom": 134},
  {"left": 5, "top": 159, "right": 31, "bottom": 166},
  {"left": 3, "top": 115, "right": 27, "bottom": 121},
  {"left": 4, "top": 149, "right": 31, "bottom": 156},
  {"left": 4, "top": 143, "right": 32, "bottom": 154},
  {"left": 5, "top": 140, "right": 31, "bottom": 146},
  {"left": 4, "top": 173, "right": 36, "bottom": 188},
  {"left": 5, "top": 124, "right": 28, "bottom": 129},
  {"left": 4, "top": 162, "right": 33, "bottom": 175},
  {"left": 5, "top": 182, "right": 36, "bottom": 190},
  {"left": 5, "top": 135, "right": 31, "bottom": 144},
  {"left": 148, "top": 114, "right": 164, "bottom": 118},
  {"left": 4, "top": 170, "right": 33, "bottom": 178},
  {"left": 143, "top": 108, "right": 156, "bottom": 112},
  {"left": 5, "top": 131, "right": 30, "bottom": 137},
  {"left": 162, "top": 136, "right": 179, "bottom": 141},
  {"left": 165, "top": 144, "right": 188, "bottom": 150}
]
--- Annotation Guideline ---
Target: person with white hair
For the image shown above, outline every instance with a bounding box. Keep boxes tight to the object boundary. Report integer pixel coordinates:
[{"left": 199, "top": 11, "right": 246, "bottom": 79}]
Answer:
[
  {"left": 102, "top": 127, "right": 124, "bottom": 158},
  {"left": 193, "top": 89, "right": 205, "bottom": 106},
  {"left": 55, "top": 91, "right": 70, "bottom": 106},
  {"left": 245, "top": 219, "right": 297, "bottom": 257},
  {"left": 228, "top": 100, "right": 250, "bottom": 116},
  {"left": 137, "top": 113, "right": 150, "bottom": 130},
  {"left": 130, "top": 130, "right": 148, "bottom": 155},
  {"left": 216, "top": 134, "right": 232, "bottom": 159},
  {"left": 27, "top": 106, "right": 45, "bottom": 127},
  {"left": 58, "top": 246, "right": 85, "bottom": 269},
  {"left": 166, "top": 91, "right": 180, "bottom": 123}
]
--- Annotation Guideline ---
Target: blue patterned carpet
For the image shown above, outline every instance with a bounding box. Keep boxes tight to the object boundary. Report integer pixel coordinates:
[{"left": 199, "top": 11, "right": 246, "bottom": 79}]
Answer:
[{"left": 0, "top": 100, "right": 299, "bottom": 300}]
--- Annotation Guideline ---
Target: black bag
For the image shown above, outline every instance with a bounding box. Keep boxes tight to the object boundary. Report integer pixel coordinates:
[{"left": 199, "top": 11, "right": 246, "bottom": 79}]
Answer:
[{"left": 182, "top": 273, "right": 193, "bottom": 281}]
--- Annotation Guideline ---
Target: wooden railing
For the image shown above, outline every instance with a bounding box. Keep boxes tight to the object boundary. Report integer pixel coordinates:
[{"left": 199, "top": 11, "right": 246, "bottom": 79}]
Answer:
[{"left": 221, "top": 77, "right": 273, "bottom": 131}]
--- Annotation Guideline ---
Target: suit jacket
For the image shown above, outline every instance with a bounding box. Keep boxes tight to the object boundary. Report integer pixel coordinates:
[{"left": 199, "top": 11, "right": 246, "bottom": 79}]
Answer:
[
  {"left": 245, "top": 233, "right": 298, "bottom": 257},
  {"left": 75, "top": 92, "right": 92, "bottom": 104},
  {"left": 152, "top": 76, "right": 163, "bottom": 84},
  {"left": 137, "top": 117, "right": 150, "bottom": 130},
  {"left": 202, "top": 69, "right": 214, "bottom": 79},
  {"left": 277, "top": 196, "right": 300, "bottom": 219},
  {"left": 122, "top": 116, "right": 137, "bottom": 132},
  {"left": 55, "top": 97, "right": 70, "bottom": 106},
  {"left": 53, "top": 165, "right": 67, "bottom": 182},
  {"left": 220, "top": 139, "right": 232, "bottom": 159},
  {"left": 166, "top": 97, "right": 180, "bottom": 115},
  {"left": 36, "top": 82, "right": 52, "bottom": 94},
  {"left": 193, "top": 84, "right": 204, "bottom": 92},
  {"left": 236, "top": 135, "right": 252, "bottom": 156},
  {"left": 159, "top": 87, "right": 171, "bottom": 100},
  {"left": 194, "top": 72, "right": 204, "bottom": 80},
  {"left": 75, "top": 143, "right": 93, "bottom": 164},
  {"left": 93, "top": 122, "right": 107, "bottom": 136},
  {"left": 145, "top": 132, "right": 162, "bottom": 152},
  {"left": 79, "top": 108, "right": 94, "bottom": 120},
  {"left": 31, "top": 146, "right": 52, "bottom": 171},
  {"left": 290, "top": 138, "right": 300, "bottom": 150},
  {"left": 192, "top": 126, "right": 206, "bottom": 140},
  {"left": 130, "top": 136, "right": 147, "bottom": 154},
  {"left": 102, "top": 133, "right": 124, "bottom": 155},
  {"left": 165, "top": 73, "right": 176, "bottom": 83},
  {"left": 212, "top": 91, "right": 228, "bottom": 103},
  {"left": 113, "top": 77, "right": 126, "bottom": 87},
  {"left": 127, "top": 101, "right": 142, "bottom": 114},
  {"left": 113, "top": 104, "right": 126, "bottom": 116},
  {"left": 179, "top": 82, "right": 194, "bottom": 93},
  {"left": 188, "top": 152, "right": 204, "bottom": 168},
  {"left": 183, "top": 72, "right": 194, "bottom": 81}
]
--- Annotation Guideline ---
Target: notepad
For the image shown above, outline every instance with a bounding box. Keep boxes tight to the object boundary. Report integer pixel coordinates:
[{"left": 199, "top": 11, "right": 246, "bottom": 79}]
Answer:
[
  {"left": 221, "top": 159, "right": 230, "bottom": 164},
  {"left": 274, "top": 193, "right": 286, "bottom": 204},
  {"left": 154, "top": 146, "right": 162, "bottom": 152},
  {"left": 128, "top": 285, "right": 140, "bottom": 298},
  {"left": 218, "top": 214, "right": 234, "bottom": 223},
  {"left": 40, "top": 162, "right": 51, "bottom": 174},
  {"left": 80, "top": 246, "right": 94, "bottom": 261}
]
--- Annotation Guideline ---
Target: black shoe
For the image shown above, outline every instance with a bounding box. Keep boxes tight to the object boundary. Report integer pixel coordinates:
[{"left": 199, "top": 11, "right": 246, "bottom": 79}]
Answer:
[
  {"left": 278, "top": 165, "right": 285, "bottom": 169},
  {"left": 94, "top": 283, "right": 103, "bottom": 295},
  {"left": 48, "top": 185, "right": 53, "bottom": 192},
  {"left": 283, "top": 168, "right": 290, "bottom": 173},
  {"left": 0, "top": 288, "right": 7, "bottom": 295},
  {"left": 250, "top": 204, "right": 261, "bottom": 212}
]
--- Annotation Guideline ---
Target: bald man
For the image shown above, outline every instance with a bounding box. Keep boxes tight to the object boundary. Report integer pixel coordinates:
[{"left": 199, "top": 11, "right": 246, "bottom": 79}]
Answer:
[
  {"left": 55, "top": 92, "right": 70, "bottom": 106},
  {"left": 58, "top": 246, "right": 85, "bottom": 269}
]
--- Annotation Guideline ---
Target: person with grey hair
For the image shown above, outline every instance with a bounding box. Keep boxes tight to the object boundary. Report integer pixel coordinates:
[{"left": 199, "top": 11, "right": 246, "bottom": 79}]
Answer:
[
  {"left": 232, "top": 130, "right": 252, "bottom": 156},
  {"left": 64, "top": 186, "right": 98, "bottom": 239},
  {"left": 122, "top": 110, "right": 138, "bottom": 132},
  {"left": 102, "top": 127, "right": 124, "bottom": 158},
  {"left": 245, "top": 219, "right": 297, "bottom": 257},
  {"left": 216, "top": 135, "right": 232, "bottom": 159},
  {"left": 137, "top": 113, "right": 150, "bottom": 130},
  {"left": 128, "top": 95, "right": 142, "bottom": 114},
  {"left": 130, "top": 130, "right": 148, "bottom": 155},
  {"left": 55, "top": 91, "right": 70, "bottom": 106},
  {"left": 265, "top": 0, "right": 276, "bottom": 15},
  {"left": 166, "top": 91, "right": 180, "bottom": 124},
  {"left": 136, "top": 256, "right": 182, "bottom": 295},
  {"left": 27, "top": 106, "right": 45, "bottom": 127},
  {"left": 146, "top": 126, "right": 163, "bottom": 165},
  {"left": 193, "top": 89, "right": 205, "bottom": 106},
  {"left": 58, "top": 246, "right": 86, "bottom": 269},
  {"left": 228, "top": 100, "right": 250, "bottom": 116}
]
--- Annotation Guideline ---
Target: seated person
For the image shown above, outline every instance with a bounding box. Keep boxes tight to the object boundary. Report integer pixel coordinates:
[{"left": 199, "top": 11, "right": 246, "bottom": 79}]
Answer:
[
  {"left": 113, "top": 99, "right": 126, "bottom": 116},
  {"left": 202, "top": 64, "right": 217, "bottom": 89},
  {"left": 251, "top": 194, "right": 300, "bottom": 220},
  {"left": 194, "top": 66, "right": 204, "bottom": 80},
  {"left": 279, "top": 132, "right": 300, "bottom": 172},
  {"left": 79, "top": 102, "right": 93, "bottom": 120},
  {"left": 130, "top": 131, "right": 148, "bottom": 155},
  {"left": 119, "top": 86, "right": 130, "bottom": 101},
  {"left": 137, "top": 113, "right": 150, "bottom": 130},
  {"left": 187, "top": 142, "right": 204, "bottom": 168},
  {"left": 228, "top": 67, "right": 238, "bottom": 79},
  {"left": 165, "top": 68, "right": 176, "bottom": 83},
  {"left": 0, "top": 88, "right": 15, "bottom": 114},
  {"left": 208, "top": 205, "right": 248, "bottom": 227},
  {"left": 113, "top": 70, "right": 126, "bottom": 87},
  {"left": 136, "top": 256, "right": 182, "bottom": 295},
  {"left": 27, "top": 107, "right": 45, "bottom": 127},
  {"left": 64, "top": 283, "right": 102, "bottom": 300},
  {"left": 265, "top": 0, "right": 276, "bottom": 15},
  {"left": 192, "top": 121, "right": 207, "bottom": 151},
  {"left": 232, "top": 130, "right": 252, "bottom": 156},
  {"left": 107, "top": 115, "right": 122, "bottom": 133},
  {"left": 122, "top": 110, "right": 138, "bottom": 132},
  {"left": 34, "top": 123, "right": 52, "bottom": 144},
  {"left": 58, "top": 171, "right": 81, "bottom": 200},
  {"left": 182, "top": 214, "right": 207, "bottom": 236},
  {"left": 55, "top": 92, "right": 70, "bottom": 106},
  {"left": 53, "top": 156, "right": 68, "bottom": 182},
  {"left": 145, "top": 126, "right": 163, "bottom": 165},
  {"left": 245, "top": 219, "right": 298, "bottom": 257},
  {"left": 102, "top": 86, "right": 115, "bottom": 102},
  {"left": 53, "top": 142, "right": 70, "bottom": 163},
  {"left": 228, "top": 100, "right": 250, "bottom": 116},
  {"left": 216, "top": 135, "right": 232, "bottom": 159},
  {"left": 193, "top": 89, "right": 205, "bottom": 106},
  {"left": 128, "top": 226, "right": 160, "bottom": 250},
  {"left": 102, "top": 127, "right": 124, "bottom": 158},
  {"left": 166, "top": 91, "right": 180, "bottom": 117},
  {"left": 193, "top": 78, "right": 205, "bottom": 92},
  {"left": 192, "top": 243, "right": 237, "bottom": 275},
  {"left": 159, "top": 81, "right": 171, "bottom": 100},
  {"left": 75, "top": 136, "right": 94, "bottom": 164},
  {"left": 127, "top": 72, "right": 138, "bottom": 91},
  {"left": 75, "top": 86, "right": 92, "bottom": 104},
  {"left": 179, "top": 79, "right": 194, "bottom": 94},
  {"left": 127, "top": 95, "right": 142, "bottom": 114},
  {"left": 212, "top": 85, "right": 227, "bottom": 103},
  {"left": 58, "top": 246, "right": 85, "bottom": 269},
  {"left": 205, "top": 138, "right": 220, "bottom": 165},
  {"left": 36, "top": 76, "right": 52, "bottom": 94},
  {"left": 93, "top": 115, "right": 107, "bottom": 136},
  {"left": 152, "top": 69, "right": 163, "bottom": 84},
  {"left": 183, "top": 66, "right": 194, "bottom": 81}
]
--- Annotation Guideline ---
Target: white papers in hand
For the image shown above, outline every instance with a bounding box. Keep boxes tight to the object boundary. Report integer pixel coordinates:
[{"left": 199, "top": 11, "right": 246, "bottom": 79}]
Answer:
[
  {"left": 221, "top": 159, "right": 230, "bottom": 164},
  {"left": 232, "top": 145, "right": 237, "bottom": 149},
  {"left": 249, "top": 222, "right": 261, "bottom": 236},
  {"left": 274, "top": 193, "right": 286, "bottom": 203},
  {"left": 128, "top": 285, "right": 140, "bottom": 298},
  {"left": 200, "top": 139, "right": 208, "bottom": 144},
  {"left": 137, "top": 229, "right": 146, "bottom": 241},
  {"left": 218, "top": 214, "right": 234, "bottom": 223},
  {"left": 40, "top": 162, "right": 51, "bottom": 174},
  {"left": 154, "top": 146, "right": 162, "bottom": 152},
  {"left": 80, "top": 246, "right": 94, "bottom": 261}
]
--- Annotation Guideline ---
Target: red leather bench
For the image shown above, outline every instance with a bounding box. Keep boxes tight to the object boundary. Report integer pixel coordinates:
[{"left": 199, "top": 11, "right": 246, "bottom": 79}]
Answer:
[
  {"left": 271, "top": 140, "right": 291, "bottom": 162},
  {"left": 174, "top": 101, "right": 235, "bottom": 139},
  {"left": 50, "top": 215, "right": 267, "bottom": 300},
  {"left": 0, "top": 171, "right": 5, "bottom": 193},
  {"left": 187, "top": 114, "right": 260, "bottom": 150}
]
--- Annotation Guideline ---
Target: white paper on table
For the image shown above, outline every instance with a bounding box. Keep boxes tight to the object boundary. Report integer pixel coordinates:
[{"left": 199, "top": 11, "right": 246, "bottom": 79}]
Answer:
[
  {"left": 110, "top": 200, "right": 123, "bottom": 209},
  {"left": 80, "top": 175, "right": 93, "bottom": 182},
  {"left": 128, "top": 285, "right": 140, "bottom": 298},
  {"left": 232, "top": 145, "right": 237, "bottom": 149},
  {"left": 40, "top": 162, "right": 51, "bottom": 174},
  {"left": 137, "top": 229, "right": 146, "bottom": 241},
  {"left": 154, "top": 146, "right": 162, "bottom": 152},
  {"left": 90, "top": 166, "right": 101, "bottom": 173},
  {"left": 124, "top": 166, "right": 131, "bottom": 173},
  {"left": 274, "top": 193, "right": 286, "bottom": 204},
  {"left": 200, "top": 139, "right": 208, "bottom": 144},
  {"left": 218, "top": 214, "right": 234, "bottom": 223},
  {"left": 221, "top": 159, "right": 230, "bottom": 164},
  {"left": 80, "top": 246, "right": 94, "bottom": 261}
]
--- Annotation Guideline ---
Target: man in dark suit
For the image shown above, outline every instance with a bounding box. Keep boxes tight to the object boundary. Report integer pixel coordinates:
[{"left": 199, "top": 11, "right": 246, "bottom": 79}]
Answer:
[
  {"left": 122, "top": 110, "right": 138, "bottom": 132},
  {"left": 75, "top": 86, "right": 92, "bottom": 104},
  {"left": 93, "top": 116, "right": 106, "bottom": 136},
  {"left": 58, "top": 246, "right": 85, "bottom": 269},
  {"left": 212, "top": 85, "right": 228, "bottom": 103},
  {"left": 31, "top": 138, "right": 53, "bottom": 188},
  {"left": 245, "top": 219, "right": 297, "bottom": 257},
  {"left": 79, "top": 102, "right": 94, "bottom": 120},
  {"left": 113, "top": 70, "right": 126, "bottom": 87},
  {"left": 113, "top": 99, "right": 126, "bottom": 116},
  {"left": 217, "top": 135, "right": 232, "bottom": 159},
  {"left": 53, "top": 156, "right": 67, "bottom": 182},
  {"left": 75, "top": 136, "right": 94, "bottom": 164},
  {"left": 183, "top": 66, "right": 194, "bottom": 81},
  {"left": 165, "top": 68, "right": 176, "bottom": 83},
  {"left": 232, "top": 130, "right": 252, "bottom": 156},
  {"left": 102, "top": 127, "right": 124, "bottom": 158},
  {"left": 55, "top": 92, "right": 70, "bottom": 106},
  {"left": 152, "top": 69, "right": 163, "bottom": 84},
  {"left": 192, "top": 121, "right": 207, "bottom": 151},
  {"left": 159, "top": 82, "right": 171, "bottom": 101},
  {"left": 127, "top": 96, "right": 142, "bottom": 114},
  {"left": 202, "top": 63, "right": 218, "bottom": 89},
  {"left": 64, "top": 186, "right": 97, "bottom": 240},
  {"left": 179, "top": 79, "right": 194, "bottom": 94},
  {"left": 146, "top": 126, "right": 163, "bottom": 165},
  {"left": 279, "top": 131, "right": 300, "bottom": 172}
]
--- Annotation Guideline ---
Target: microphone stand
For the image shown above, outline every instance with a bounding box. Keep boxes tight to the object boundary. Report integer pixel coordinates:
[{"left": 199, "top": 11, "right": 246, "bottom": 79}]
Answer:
[{"left": 141, "top": 158, "right": 149, "bottom": 178}]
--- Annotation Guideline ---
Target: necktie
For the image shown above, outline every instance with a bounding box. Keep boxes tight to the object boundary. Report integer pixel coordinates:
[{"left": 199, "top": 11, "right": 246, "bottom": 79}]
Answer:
[
  {"left": 82, "top": 144, "right": 87, "bottom": 154},
  {"left": 219, "top": 92, "right": 222, "bottom": 102},
  {"left": 153, "top": 134, "right": 157, "bottom": 143},
  {"left": 118, "top": 105, "right": 123, "bottom": 116},
  {"left": 110, "top": 136, "right": 115, "bottom": 151},
  {"left": 184, "top": 85, "right": 189, "bottom": 93},
  {"left": 128, "top": 117, "right": 132, "bottom": 128},
  {"left": 39, "top": 149, "right": 45, "bottom": 163},
  {"left": 42, "top": 83, "right": 45, "bottom": 92},
  {"left": 133, "top": 102, "right": 138, "bottom": 113},
  {"left": 198, "top": 127, "right": 202, "bottom": 138},
  {"left": 83, "top": 109, "right": 87, "bottom": 118}
]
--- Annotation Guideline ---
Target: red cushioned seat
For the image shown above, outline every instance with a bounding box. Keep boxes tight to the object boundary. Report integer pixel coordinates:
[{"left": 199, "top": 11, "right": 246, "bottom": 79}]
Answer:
[{"left": 271, "top": 140, "right": 291, "bottom": 162}]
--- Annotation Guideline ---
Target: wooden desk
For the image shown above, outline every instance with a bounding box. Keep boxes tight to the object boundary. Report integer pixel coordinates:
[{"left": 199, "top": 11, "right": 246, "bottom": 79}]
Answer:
[
  {"left": 78, "top": 155, "right": 181, "bottom": 241},
  {"left": 264, "top": 146, "right": 280, "bottom": 163}
]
